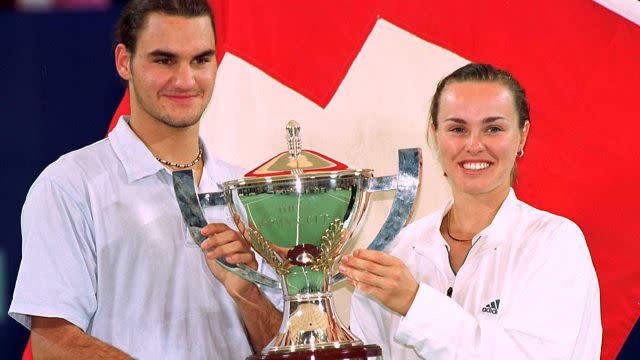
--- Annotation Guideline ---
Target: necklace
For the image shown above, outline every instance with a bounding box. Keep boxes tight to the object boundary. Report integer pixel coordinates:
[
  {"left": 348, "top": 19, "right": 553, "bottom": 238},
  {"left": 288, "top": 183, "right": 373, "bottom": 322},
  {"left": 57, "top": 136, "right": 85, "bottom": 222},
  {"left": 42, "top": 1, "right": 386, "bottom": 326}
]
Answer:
[
  {"left": 155, "top": 148, "right": 203, "bottom": 169},
  {"left": 446, "top": 212, "right": 474, "bottom": 242}
]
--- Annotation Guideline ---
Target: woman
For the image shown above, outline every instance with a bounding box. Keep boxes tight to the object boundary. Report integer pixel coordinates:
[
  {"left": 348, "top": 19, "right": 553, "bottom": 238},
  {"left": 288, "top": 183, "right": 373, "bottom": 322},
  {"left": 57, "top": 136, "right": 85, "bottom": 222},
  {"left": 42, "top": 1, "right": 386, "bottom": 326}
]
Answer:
[{"left": 339, "top": 63, "right": 602, "bottom": 359}]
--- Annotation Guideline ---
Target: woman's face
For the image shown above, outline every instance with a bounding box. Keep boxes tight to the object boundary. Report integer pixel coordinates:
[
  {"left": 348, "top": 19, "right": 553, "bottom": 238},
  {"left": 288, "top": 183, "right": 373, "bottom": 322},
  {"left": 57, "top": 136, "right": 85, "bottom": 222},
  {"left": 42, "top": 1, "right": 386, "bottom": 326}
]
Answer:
[{"left": 434, "top": 81, "right": 529, "bottom": 197}]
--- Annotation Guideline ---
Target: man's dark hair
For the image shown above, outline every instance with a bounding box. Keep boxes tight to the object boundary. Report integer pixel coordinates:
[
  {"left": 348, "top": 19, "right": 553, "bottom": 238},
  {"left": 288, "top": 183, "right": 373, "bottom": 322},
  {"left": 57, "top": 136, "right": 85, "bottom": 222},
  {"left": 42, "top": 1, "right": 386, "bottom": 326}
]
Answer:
[
  {"left": 429, "top": 63, "right": 530, "bottom": 130},
  {"left": 115, "top": 0, "right": 215, "bottom": 54}
]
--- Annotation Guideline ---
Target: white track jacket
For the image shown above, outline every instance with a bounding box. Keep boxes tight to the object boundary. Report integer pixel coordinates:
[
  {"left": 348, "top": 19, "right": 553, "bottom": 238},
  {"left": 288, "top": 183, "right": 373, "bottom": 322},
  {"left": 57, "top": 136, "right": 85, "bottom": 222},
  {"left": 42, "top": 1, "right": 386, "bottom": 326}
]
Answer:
[{"left": 350, "top": 189, "right": 601, "bottom": 359}]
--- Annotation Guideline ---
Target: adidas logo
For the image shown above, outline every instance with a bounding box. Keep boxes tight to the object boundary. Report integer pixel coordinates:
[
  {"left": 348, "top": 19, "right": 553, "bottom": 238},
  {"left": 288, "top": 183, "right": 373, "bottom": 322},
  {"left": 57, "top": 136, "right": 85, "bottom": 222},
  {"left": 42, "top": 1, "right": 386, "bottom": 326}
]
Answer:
[{"left": 481, "top": 299, "right": 500, "bottom": 315}]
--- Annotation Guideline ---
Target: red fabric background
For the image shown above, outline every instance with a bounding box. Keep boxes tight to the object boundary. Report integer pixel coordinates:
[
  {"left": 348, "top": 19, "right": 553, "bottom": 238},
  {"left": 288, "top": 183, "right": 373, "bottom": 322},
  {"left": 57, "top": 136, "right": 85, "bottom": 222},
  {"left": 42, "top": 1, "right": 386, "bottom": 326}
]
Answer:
[{"left": 100, "top": 1, "right": 638, "bottom": 359}]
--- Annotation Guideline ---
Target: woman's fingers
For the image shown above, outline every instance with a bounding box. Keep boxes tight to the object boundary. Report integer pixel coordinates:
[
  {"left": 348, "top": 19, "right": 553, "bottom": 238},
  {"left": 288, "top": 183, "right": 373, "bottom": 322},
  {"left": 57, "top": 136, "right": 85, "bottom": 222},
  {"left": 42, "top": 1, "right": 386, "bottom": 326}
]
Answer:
[
  {"left": 339, "top": 250, "right": 419, "bottom": 315},
  {"left": 352, "top": 249, "right": 397, "bottom": 266},
  {"left": 340, "top": 256, "right": 389, "bottom": 289},
  {"left": 340, "top": 254, "right": 387, "bottom": 277}
]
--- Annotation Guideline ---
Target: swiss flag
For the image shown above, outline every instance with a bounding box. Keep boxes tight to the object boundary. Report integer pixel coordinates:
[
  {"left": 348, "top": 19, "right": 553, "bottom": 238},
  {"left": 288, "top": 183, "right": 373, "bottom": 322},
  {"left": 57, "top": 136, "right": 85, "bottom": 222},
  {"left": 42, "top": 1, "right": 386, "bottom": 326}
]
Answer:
[{"left": 39, "top": 1, "right": 633, "bottom": 359}]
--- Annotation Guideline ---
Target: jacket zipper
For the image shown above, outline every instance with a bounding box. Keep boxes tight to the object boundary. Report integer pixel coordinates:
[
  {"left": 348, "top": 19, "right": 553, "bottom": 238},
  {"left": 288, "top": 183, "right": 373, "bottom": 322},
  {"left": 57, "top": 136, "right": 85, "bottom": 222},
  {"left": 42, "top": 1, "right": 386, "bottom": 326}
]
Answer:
[{"left": 444, "top": 236, "right": 481, "bottom": 298}]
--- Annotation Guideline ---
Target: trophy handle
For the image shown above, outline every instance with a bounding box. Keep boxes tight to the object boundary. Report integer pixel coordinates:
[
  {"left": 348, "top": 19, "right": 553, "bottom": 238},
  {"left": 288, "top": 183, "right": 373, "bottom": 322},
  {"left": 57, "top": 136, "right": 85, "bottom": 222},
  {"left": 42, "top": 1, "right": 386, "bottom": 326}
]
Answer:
[
  {"left": 172, "top": 170, "right": 281, "bottom": 289},
  {"left": 331, "top": 148, "right": 422, "bottom": 284}
]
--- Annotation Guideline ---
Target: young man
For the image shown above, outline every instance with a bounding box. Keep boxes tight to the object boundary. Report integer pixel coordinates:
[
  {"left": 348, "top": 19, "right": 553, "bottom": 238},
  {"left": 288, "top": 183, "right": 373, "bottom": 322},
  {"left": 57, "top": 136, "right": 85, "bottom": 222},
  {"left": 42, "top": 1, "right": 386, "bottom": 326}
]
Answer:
[{"left": 9, "top": 0, "right": 281, "bottom": 358}]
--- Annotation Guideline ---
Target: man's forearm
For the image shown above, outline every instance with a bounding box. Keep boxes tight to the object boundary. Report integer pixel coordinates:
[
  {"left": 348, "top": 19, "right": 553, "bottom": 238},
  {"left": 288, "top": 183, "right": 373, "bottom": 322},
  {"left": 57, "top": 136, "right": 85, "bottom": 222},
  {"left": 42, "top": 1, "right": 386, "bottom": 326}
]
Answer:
[
  {"left": 230, "top": 285, "right": 282, "bottom": 353},
  {"left": 31, "top": 316, "right": 132, "bottom": 360}
]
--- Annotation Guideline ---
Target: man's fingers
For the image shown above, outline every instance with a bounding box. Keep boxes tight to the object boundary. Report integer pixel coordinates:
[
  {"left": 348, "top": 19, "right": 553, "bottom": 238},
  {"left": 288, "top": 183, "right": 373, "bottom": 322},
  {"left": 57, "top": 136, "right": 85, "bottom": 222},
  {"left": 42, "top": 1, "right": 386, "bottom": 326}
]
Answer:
[
  {"left": 224, "top": 253, "right": 256, "bottom": 267},
  {"left": 205, "top": 240, "right": 247, "bottom": 259},
  {"left": 201, "top": 230, "right": 244, "bottom": 250},
  {"left": 201, "top": 223, "right": 231, "bottom": 236},
  {"left": 207, "top": 245, "right": 258, "bottom": 270}
]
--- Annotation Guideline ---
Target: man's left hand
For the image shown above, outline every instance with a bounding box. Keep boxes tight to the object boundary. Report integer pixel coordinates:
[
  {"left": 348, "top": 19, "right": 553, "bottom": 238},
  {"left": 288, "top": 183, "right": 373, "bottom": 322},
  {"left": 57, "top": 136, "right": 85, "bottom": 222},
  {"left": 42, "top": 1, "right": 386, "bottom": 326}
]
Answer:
[{"left": 200, "top": 223, "right": 257, "bottom": 298}]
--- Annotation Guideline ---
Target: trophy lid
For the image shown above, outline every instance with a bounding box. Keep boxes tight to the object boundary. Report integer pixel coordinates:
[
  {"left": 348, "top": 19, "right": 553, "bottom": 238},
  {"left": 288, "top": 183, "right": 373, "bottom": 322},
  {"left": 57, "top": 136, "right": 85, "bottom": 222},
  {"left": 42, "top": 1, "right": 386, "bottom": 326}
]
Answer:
[{"left": 243, "top": 120, "right": 353, "bottom": 178}]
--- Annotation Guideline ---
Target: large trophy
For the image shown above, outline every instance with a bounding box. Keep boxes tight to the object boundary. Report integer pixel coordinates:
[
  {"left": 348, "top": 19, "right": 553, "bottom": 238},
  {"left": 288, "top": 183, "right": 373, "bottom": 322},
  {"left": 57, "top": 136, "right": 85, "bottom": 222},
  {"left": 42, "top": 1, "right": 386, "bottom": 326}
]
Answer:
[{"left": 173, "top": 121, "right": 421, "bottom": 359}]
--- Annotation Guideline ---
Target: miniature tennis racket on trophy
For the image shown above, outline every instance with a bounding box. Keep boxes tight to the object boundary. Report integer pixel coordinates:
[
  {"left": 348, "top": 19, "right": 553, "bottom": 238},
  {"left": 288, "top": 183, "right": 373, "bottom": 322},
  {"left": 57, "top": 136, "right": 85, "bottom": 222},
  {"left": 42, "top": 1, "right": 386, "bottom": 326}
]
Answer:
[{"left": 173, "top": 121, "right": 421, "bottom": 359}]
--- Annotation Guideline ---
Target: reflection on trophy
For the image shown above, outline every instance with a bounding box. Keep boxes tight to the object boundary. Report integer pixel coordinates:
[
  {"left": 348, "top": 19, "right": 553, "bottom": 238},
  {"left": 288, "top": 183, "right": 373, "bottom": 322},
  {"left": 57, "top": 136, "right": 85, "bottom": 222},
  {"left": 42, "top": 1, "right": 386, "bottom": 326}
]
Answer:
[{"left": 173, "top": 121, "right": 421, "bottom": 359}]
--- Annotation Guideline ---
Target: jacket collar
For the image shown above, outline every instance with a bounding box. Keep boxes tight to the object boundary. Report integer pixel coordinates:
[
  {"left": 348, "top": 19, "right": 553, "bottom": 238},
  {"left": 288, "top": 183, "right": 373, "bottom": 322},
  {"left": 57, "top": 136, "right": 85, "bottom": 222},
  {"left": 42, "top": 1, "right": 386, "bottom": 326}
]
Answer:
[
  {"left": 415, "top": 188, "right": 519, "bottom": 253},
  {"left": 472, "top": 188, "right": 519, "bottom": 251}
]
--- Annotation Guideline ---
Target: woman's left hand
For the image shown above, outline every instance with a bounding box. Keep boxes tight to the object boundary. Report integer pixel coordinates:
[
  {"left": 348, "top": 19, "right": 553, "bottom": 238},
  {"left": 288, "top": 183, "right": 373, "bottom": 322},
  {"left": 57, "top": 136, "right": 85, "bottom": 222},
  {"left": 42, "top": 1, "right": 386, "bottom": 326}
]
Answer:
[{"left": 339, "top": 249, "right": 419, "bottom": 316}]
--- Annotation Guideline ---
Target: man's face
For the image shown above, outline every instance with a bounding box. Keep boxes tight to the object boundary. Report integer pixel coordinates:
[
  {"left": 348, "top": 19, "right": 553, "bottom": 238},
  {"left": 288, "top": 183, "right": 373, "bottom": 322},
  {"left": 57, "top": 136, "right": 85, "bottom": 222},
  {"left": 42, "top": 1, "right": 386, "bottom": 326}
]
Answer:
[{"left": 117, "top": 13, "right": 217, "bottom": 129}]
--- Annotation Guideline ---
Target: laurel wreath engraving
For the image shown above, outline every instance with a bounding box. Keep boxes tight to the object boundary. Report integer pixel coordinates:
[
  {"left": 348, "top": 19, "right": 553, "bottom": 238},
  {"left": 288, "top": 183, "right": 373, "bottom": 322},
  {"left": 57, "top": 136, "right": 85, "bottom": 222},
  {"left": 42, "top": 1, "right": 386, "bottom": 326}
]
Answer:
[
  {"left": 246, "top": 228, "right": 289, "bottom": 275},
  {"left": 312, "top": 218, "right": 345, "bottom": 272}
]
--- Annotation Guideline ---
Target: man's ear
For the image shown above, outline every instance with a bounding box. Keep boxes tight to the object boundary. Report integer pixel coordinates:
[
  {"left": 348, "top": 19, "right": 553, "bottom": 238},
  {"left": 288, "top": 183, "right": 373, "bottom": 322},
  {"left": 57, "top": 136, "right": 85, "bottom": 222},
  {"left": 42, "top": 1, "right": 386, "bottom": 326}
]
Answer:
[{"left": 115, "top": 44, "right": 132, "bottom": 81}]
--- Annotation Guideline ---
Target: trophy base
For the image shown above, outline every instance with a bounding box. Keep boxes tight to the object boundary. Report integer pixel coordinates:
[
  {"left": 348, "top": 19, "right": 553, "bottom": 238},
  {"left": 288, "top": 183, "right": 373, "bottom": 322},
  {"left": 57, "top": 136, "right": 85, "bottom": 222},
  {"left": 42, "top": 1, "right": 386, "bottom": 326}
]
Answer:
[{"left": 247, "top": 344, "right": 382, "bottom": 360}]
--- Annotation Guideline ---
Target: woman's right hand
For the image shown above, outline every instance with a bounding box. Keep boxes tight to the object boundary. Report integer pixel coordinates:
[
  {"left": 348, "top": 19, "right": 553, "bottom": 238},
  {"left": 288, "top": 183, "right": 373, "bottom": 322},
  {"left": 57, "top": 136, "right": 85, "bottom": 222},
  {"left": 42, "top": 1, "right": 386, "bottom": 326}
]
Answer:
[{"left": 339, "top": 249, "right": 419, "bottom": 316}]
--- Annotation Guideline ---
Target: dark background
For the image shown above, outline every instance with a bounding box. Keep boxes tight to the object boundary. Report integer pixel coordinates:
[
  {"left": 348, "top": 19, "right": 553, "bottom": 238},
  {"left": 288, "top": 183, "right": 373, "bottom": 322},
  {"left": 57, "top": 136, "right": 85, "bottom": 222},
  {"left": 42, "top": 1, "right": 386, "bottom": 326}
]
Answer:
[{"left": 0, "top": 6, "right": 124, "bottom": 358}]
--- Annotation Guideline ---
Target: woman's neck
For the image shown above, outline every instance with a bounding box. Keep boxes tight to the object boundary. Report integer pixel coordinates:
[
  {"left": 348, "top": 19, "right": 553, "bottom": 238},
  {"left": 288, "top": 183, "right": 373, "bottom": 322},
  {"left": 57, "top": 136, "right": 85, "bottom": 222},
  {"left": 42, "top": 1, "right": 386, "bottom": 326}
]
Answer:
[{"left": 447, "top": 186, "right": 510, "bottom": 237}]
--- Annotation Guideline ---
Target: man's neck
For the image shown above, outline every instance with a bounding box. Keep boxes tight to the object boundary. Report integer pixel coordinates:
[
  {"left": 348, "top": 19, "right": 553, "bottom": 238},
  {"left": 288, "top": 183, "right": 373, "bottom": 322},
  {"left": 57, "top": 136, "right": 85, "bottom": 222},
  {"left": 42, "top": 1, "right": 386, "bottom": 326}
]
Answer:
[{"left": 128, "top": 114, "right": 201, "bottom": 164}]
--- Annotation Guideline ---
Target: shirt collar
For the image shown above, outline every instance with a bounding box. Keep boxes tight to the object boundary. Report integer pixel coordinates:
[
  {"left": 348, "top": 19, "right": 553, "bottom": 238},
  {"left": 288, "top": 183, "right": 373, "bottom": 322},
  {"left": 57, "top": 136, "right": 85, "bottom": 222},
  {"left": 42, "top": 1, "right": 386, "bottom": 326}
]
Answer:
[
  {"left": 109, "top": 116, "right": 234, "bottom": 188},
  {"left": 109, "top": 116, "right": 165, "bottom": 183},
  {"left": 200, "top": 140, "right": 227, "bottom": 191},
  {"left": 416, "top": 188, "right": 519, "bottom": 252}
]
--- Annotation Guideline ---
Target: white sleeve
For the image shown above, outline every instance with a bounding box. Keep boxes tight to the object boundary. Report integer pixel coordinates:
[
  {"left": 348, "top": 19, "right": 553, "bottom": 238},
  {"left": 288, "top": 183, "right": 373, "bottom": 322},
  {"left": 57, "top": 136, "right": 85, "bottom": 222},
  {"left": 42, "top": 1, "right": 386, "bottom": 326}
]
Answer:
[
  {"left": 350, "top": 290, "right": 395, "bottom": 360},
  {"left": 394, "top": 221, "right": 602, "bottom": 360},
  {"left": 9, "top": 177, "right": 97, "bottom": 331}
]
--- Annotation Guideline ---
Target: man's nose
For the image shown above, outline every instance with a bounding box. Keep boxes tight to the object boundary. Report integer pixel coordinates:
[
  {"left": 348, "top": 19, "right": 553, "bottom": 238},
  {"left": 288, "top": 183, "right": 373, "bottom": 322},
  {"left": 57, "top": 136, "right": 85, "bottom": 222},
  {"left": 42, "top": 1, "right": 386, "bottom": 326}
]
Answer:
[{"left": 173, "top": 63, "right": 196, "bottom": 88}]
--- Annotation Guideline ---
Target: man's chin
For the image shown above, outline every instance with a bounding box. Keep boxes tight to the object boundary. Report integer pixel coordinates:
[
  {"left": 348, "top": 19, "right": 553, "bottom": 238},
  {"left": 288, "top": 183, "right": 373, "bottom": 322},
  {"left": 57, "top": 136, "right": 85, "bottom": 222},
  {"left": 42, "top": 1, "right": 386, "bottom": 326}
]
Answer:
[{"left": 158, "top": 115, "right": 201, "bottom": 129}]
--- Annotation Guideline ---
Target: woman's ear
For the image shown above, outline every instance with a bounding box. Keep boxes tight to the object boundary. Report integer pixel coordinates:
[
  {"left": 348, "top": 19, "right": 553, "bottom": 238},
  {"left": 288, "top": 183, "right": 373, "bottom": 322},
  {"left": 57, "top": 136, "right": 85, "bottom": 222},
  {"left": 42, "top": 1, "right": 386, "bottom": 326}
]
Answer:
[
  {"left": 428, "top": 120, "right": 438, "bottom": 146},
  {"left": 519, "top": 120, "right": 531, "bottom": 151}
]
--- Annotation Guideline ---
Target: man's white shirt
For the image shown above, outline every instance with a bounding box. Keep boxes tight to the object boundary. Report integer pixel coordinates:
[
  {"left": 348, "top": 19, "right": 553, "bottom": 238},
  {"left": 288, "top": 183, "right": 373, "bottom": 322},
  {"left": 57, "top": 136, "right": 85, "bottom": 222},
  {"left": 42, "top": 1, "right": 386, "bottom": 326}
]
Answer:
[
  {"left": 9, "top": 117, "right": 279, "bottom": 359},
  {"left": 350, "top": 189, "right": 602, "bottom": 359}
]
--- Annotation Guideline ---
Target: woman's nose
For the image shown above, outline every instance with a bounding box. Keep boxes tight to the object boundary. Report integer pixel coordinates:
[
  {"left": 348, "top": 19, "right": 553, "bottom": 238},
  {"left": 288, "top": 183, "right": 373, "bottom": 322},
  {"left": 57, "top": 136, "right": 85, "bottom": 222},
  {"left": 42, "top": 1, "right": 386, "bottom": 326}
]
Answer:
[{"left": 465, "top": 133, "right": 484, "bottom": 153}]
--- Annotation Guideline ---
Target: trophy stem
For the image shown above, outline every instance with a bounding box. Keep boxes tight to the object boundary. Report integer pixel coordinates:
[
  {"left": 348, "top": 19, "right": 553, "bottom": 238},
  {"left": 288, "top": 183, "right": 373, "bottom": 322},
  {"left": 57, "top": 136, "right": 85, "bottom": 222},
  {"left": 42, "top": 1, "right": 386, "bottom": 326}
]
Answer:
[{"left": 254, "top": 292, "right": 381, "bottom": 359}]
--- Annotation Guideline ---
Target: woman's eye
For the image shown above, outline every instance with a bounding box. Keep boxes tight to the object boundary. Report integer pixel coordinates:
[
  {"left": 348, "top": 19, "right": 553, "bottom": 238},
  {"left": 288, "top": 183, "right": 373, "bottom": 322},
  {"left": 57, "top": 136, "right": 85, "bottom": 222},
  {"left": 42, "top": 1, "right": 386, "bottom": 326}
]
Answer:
[
  {"left": 450, "top": 127, "right": 465, "bottom": 133},
  {"left": 487, "top": 126, "right": 502, "bottom": 133}
]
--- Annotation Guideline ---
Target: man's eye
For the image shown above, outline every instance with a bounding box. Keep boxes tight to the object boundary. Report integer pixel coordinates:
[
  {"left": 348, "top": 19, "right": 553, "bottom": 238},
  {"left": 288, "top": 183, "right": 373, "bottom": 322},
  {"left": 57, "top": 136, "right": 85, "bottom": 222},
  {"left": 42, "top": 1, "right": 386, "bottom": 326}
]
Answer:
[
  {"left": 194, "top": 57, "right": 211, "bottom": 65},
  {"left": 155, "top": 58, "right": 173, "bottom": 65}
]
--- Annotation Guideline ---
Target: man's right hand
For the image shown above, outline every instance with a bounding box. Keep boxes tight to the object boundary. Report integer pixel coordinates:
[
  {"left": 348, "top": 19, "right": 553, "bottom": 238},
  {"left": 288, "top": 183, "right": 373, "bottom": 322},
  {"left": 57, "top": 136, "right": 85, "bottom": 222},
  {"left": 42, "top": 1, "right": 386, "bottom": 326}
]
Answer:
[{"left": 31, "top": 316, "right": 132, "bottom": 359}]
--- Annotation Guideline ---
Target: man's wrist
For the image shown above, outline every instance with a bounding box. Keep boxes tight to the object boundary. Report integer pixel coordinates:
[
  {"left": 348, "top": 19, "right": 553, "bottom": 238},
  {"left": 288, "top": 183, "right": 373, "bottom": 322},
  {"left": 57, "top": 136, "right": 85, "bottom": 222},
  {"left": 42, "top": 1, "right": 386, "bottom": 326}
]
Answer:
[{"left": 228, "top": 282, "right": 262, "bottom": 303}]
